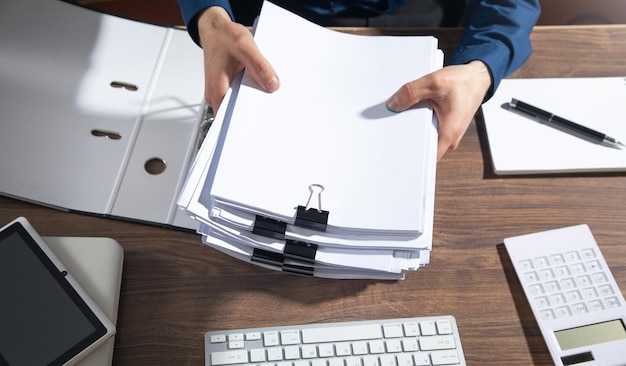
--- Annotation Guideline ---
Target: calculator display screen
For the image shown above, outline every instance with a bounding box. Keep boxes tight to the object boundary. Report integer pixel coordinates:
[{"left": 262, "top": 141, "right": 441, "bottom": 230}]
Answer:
[{"left": 555, "top": 319, "right": 626, "bottom": 350}]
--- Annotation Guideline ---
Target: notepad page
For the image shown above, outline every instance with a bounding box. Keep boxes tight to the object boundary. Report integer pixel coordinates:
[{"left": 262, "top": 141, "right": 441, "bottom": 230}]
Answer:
[
  {"left": 482, "top": 77, "right": 626, "bottom": 175},
  {"left": 202, "top": 1, "right": 439, "bottom": 236}
]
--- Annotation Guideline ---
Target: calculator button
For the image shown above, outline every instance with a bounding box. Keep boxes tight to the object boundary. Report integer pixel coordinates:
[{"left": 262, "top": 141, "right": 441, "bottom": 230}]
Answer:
[
  {"left": 555, "top": 306, "right": 572, "bottom": 318},
  {"left": 540, "top": 309, "right": 556, "bottom": 321},
  {"left": 565, "top": 251, "right": 581, "bottom": 262},
  {"left": 518, "top": 260, "right": 533, "bottom": 271},
  {"left": 576, "top": 275, "right": 592, "bottom": 287},
  {"left": 535, "top": 297, "right": 550, "bottom": 308},
  {"left": 524, "top": 272, "right": 540, "bottom": 283},
  {"left": 592, "top": 272, "right": 608, "bottom": 284},
  {"left": 534, "top": 257, "right": 550, "bottom": 268},
  {"left": 571, "top": 263, "right": 586, "bottom": 275},
  {"left": 588, "top": 300, "right": 604, "bottom": 312},
  {"left": 560, "top": 278, "right": 576, "bottom": 290},
  {"left": 529, "top": 284, "right": 545, "bottom": 296},
  {"left": 554, "top": 266, "right": 570, "bottom": 277},
  {"left": 550, "top": 293, "right": 566, "bottom": 306},
  {"left": 582, "top": 288, "right": 598, "bottom": 299},
  {"left": 581, "top": 248, "right": 596, "bottom": 259},
  {"left": 544, "top": 281, "right": 560, "bottom": 293},
  {"left": 605, "top": 297, "right": 621, "bottom": 308},
  {"left": 539, "top": 269, "right": 555, "bottom": 280},
  {"left": 571, "top": 303, "right": 588, "bottom": 315},
  {"left": 550, "top": 254, "right": 565, "bottom": 265},
  {"left": 599, "top": 284, "right": 615, "bottom": 296},
  {"left": 566, "top": 290, "right": 582, "bottom": 302},
  {"left": 586, "top": 260, "right": 601, "bottom": 271}
]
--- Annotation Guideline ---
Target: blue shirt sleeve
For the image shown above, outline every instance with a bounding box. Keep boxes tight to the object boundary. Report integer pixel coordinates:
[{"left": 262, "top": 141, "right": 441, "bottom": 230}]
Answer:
[
  {"left": 177, "top": 0, "right": 234, "bottom": 46},
  {"left": 449, "top": 0, "right": 540, "bottom": 100}
]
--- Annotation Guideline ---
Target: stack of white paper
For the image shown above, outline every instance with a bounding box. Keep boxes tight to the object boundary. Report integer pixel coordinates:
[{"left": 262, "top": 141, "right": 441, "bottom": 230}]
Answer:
[{"left": 178, "top": 1, "right": 442, "bottom": 279}]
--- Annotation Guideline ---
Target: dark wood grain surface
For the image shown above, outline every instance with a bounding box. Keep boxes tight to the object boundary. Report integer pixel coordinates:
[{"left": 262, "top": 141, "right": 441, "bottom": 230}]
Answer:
[{"left": 1, "top": 25, "right": 626, "bottom": 365}]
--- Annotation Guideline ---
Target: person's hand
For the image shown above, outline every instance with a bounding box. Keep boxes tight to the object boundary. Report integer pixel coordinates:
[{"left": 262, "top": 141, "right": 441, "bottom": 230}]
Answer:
[
  {"left": 196, "top": 7, "right": 280, "bottom": 111},
  {"left": 386, "top": 60, "right": 492, "bottom": 161}
]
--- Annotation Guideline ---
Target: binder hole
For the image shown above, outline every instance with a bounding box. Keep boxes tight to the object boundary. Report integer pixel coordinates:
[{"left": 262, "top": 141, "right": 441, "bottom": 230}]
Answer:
[
  {"left": 110, "top": 81, "right": 138, "bottom": 91},
  {"left": 91, "top": 129, "right": 122, "bottom": 140},
  {"left": 145, "top": 158, "right": 166, "bottom": 175}
]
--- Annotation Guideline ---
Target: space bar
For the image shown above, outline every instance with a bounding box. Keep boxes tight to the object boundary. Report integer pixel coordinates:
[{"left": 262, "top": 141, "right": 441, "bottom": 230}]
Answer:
[{"left": 302, "top": 324, "right": 383, "bottom": 344}]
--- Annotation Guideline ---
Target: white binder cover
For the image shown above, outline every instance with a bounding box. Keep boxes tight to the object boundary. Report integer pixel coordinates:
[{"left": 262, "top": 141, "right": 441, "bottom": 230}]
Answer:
[
  {"left": 482, "top": 77, "right": 626, "bottom": 175},
  {"left": 0, "top": 0, "right": 203, "bottom": 230},
  {"left": 200, "top": 1, "right": 439, "bottom": 238}
]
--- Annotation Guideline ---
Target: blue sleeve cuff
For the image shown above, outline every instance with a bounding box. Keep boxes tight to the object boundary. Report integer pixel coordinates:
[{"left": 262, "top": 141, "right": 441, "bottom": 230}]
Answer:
[
  {"left": 177, "top": 0, "right": 234, "bottom": 46},
  {"left": 448, "top": 0, "right": 540, "bottom": 101}
]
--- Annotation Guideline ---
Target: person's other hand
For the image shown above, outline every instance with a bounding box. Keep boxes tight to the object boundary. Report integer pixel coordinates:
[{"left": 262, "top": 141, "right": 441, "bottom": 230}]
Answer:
[
  {"left": 196, "top": 7, "right": 280, "bottom": 111},
  {"left": 386, "top": 60, "right": 491, "bottom": 161}
]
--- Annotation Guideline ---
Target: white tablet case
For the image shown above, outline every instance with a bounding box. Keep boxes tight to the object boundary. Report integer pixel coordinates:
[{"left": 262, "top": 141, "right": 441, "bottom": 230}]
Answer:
[
  {"left": 0, "top": 0, "right": 204, "bottom": 230},
  {"left": 44, "top": 236, "right": 124, "bottom": 366}
]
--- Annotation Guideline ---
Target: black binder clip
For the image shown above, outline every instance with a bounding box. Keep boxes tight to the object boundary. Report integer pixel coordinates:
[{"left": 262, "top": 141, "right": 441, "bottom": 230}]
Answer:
[
  {"left": 284, "top": 240, "right": 318, "bottom": 264},
  {"left": 251, "top": 248, "right": 284, "bottom": 267},
  {"left": 253, "top": 216, "right": 287, "bottom": 240},
  {"left": 295, "top": 184, "right": 329, "bottom": 232}
]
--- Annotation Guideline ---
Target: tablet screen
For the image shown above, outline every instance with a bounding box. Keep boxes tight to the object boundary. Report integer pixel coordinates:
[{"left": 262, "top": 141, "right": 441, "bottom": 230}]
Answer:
[{"left": 0, "top": 221, "right": 110, "bottom": 366}]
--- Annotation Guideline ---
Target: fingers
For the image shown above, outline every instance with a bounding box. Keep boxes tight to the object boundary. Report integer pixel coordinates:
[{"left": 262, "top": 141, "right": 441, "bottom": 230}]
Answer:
[
  {"left": 234, "top": 37, "right": 280, "bottom": 93},
  {"left": 197, "top": 7, "right": 280, "bottom": 112}
]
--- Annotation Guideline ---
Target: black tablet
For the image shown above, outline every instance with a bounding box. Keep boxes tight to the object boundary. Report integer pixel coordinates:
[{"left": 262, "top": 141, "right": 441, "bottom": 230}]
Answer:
[{"left": 0, "top": 217, "right": 115, "bottom": 366}]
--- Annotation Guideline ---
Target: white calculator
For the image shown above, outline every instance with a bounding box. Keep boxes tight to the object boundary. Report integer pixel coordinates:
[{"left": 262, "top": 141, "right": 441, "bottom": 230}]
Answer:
[{"left": 505, "top": 225, "right": 626, "bottom": 366}]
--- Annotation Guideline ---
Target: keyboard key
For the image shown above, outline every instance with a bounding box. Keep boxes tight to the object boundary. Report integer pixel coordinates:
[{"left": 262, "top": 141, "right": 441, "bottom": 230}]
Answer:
[
  {"left": 211, "top": 334, "right": 227, "bottom": 343},
  {"left": 383, "top": 323, "right": 404, "bottom": 338},
  {"left": 281, "top": 330, "right": 301, "bottom": 345},
  {"left": 335, "top": 342, "right": 352, "bottom": 356},
  {"left": 345, "top": 356, "right": 363, "bottom": 366},
  {"left": 402, "top": 338, "right": 419, "bottom": 352},
  {"left": 436, "top": 320, "right": 453, "bottom": 335},
  {"left": 362, "top": 355, "right": 379, "bottom": 366},
  {"left": 318, "top": 344, "right": 334, "bottom": 357},
  {"left": 430, "top": 350, "right": 461, "bottom": 365},
  {"left": 229, "top": 341, "right": 244, "bottom": 349},
  {"left": 302, "top": 345, "right": 318, "bottom": 358},
  {"left": 328, "top": 358, "right": 343, "bottom": 366},
  {"left": 211, "top": 350, "right": 248, "bottom": 365},
  {"left": 369, "top": 340, "right": 385, "bottom": 354},
  {"left": 284, "top": 346, "right": 301, "bottom": 359},
  {"left": 385, "top": 339, "right": 402, "bottom": 353},
  {"left": 413, "top": 352, "right": 431, "bottom": 366},
  {"left": 352, "top": 341, "right": 369, "bottom": 355},
  {"left": 419, "top": 335, "right": 456, "bottom": 351},
  {"left": 379, "top": 354, "right": 397, "bottom": 366},
  {"left": 302, "top": 325, "right": 382, "bottom": 344},
  {"left": 250, "top": 349, "right": 266, "bottom": 362},
  {"left": 403, "top": 322, "right": 419, "bottom": 337},
  {"left": 397, "top": 353, "right": 413, "bottom": 366},
  {"left": 264, "top": 331, "right": 280, "bottom": 346},
  {"left": 267, "top": 348, "right": 283, "bottom": 361},
  {"left": 419, "top": 321, "right": 437, "bottom": 336}
]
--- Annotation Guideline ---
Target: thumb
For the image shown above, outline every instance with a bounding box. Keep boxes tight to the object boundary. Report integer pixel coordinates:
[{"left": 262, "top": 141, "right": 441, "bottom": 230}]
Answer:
[{"left": 386, "top": 79, "right": 433, "bottom": 112}]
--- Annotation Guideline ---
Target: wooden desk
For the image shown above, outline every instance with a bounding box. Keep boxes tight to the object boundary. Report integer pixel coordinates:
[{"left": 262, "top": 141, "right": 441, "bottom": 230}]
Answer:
[{"left": 1, "top": 25, "right": 626, "bottom": 365}]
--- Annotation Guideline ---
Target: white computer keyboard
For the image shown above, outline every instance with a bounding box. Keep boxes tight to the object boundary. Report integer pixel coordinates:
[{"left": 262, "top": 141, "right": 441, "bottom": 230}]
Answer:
[{"left": 204, "top": 316, "right": 466, "bottom": 366}]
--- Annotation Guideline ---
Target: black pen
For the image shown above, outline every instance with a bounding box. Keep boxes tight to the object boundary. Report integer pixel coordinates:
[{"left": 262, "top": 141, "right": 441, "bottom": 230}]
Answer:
[{"left": 506, "top": 98, "right": 625, "bottom": 149}]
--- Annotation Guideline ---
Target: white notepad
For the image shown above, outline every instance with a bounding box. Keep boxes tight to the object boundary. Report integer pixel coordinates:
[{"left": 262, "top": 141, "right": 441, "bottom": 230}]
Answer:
[
  {"left": 482, "top": 77, "right": 626, "bottom": 175},
  {"left": 201, "top": 1, "right": 439, "bottom": 237}
]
